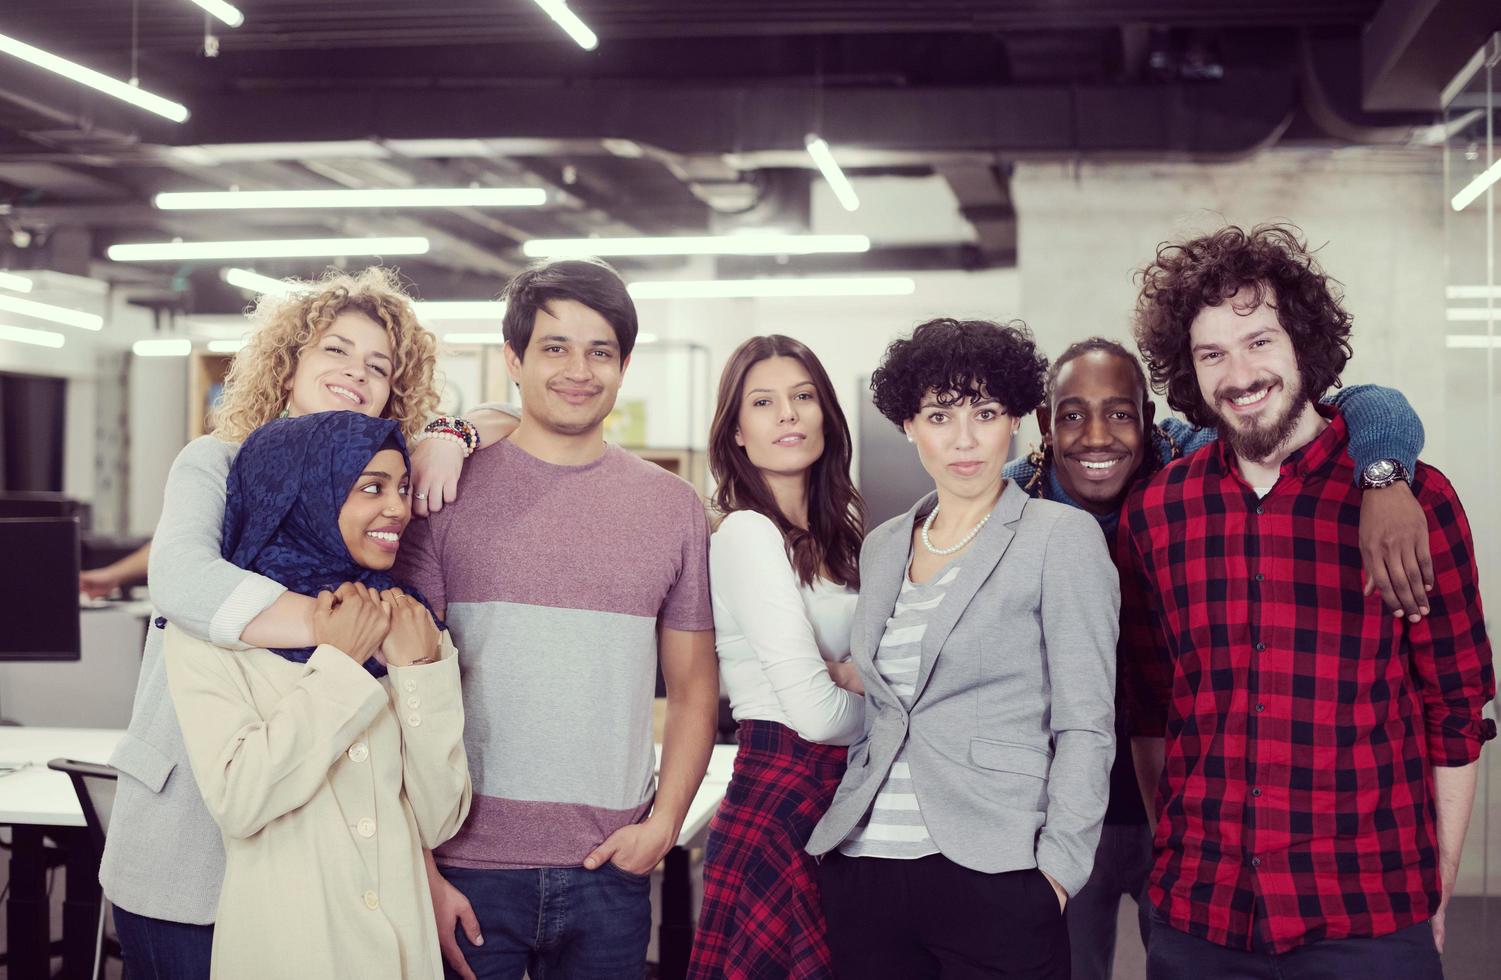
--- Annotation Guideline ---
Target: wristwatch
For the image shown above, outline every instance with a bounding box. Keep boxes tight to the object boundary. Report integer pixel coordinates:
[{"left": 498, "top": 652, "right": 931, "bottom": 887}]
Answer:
[{"left": 1359, "top": 459, "right": 1410, "bottom": 490}]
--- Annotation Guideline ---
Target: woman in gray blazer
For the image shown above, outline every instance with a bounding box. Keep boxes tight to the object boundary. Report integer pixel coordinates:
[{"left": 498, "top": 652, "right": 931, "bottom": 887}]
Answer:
[{"left": 808, "top": 318, "right": 1121, "bottom": 979}]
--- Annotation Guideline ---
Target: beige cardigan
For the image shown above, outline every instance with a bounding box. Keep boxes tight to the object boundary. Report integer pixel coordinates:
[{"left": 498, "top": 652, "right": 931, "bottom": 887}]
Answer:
[{"left": 163, "top": 624, "right": 472, "bottom": 980}]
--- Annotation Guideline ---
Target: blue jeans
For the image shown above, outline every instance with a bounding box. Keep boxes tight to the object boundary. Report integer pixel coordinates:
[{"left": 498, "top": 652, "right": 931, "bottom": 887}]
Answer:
[
  {"left": 439, "top": 864, "right": 652, "bottom": 980},
  {"left": 112, "top": 905, "right": 214, "bottom": 980}
]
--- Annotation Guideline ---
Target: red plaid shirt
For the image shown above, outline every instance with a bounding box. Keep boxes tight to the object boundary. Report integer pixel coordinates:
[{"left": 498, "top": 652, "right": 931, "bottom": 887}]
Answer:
[{"left": 1117, "top": 409, "right": 1495, "bottom": 953}]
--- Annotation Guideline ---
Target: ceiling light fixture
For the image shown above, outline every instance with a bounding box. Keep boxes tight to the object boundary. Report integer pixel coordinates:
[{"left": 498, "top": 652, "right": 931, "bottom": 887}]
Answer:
[
  {"left": 207, "top": 339, "right": 247, "bottom": 353},
  {"left": 1446, "top": 285, "right": 1501, "bottom": 300},
  {"left": 0, "top": 30, "right": 189, "bottom": 123},
  {"left": 415, "top": 301, "right": 508, "bottom": 321},
  {"left": 0, "top": 293, "right": 103, "bottom": 330},
  {"left": 628, "top": 276, "right": 915, "bottom": 300},
  {"left": 1446, "top": 335, "right": 1501, "bottom": 349},
  {"left": 1451, "top": 158, "right": 1501, "bottom": 211},
  {"left": 109, "top": 237, "right": 430, "bottom": 262},
  {"left": 185, "top": 0, "right": 244, "bottom": 28},
  {"left": 804, "top": 134, "right": 861, "bottom": 212},
  {"left": 530, "top": 1, "right": 599, "bottom": 51},
  {"left": 133, "top": 339, "right": 193, "bottom": 357},
  {"left": 155, "top": 187, "right": 547, "bottom": 210},
  {"left": 1445, "top": 308, "right": 1498, "bottom": 322},
  {"left": 222, "top": 268, "right": 307, "bottom": 296},
  {"left": 523, "top": 234, "right": 870, "bottom": 258},
  {"left": 0, "top": 271, "right": 33, "bottom": 293},
  {"left": 0, "top": 323, "right": 66, "bottom": 349}
]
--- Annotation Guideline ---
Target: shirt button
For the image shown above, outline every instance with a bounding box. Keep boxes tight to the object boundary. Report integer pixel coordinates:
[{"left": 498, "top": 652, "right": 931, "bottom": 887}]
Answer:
[
  {"left": 154, "top": 616, "right": 167, "bottom": 629},
  {"left": 357, "top": 818, "right": 376, "bottom": 838},
  {"left": 1253, "top": 573, "right": 1265, "bottom": 582},
  {"left": 1251, "top": 787, "right": 1262, "bottom": 798},
  {"left": 1250, "top": 856, "right": 1261, "bottom": 868},
  {"left": 407, "top": 714, "right": 422, "bottom": 728},
  {"left": 406, "top": 696, "right": 421, "bottom": 710},
  {"left": 1254, "top": 642, "right": 1266, "bottom": 652},
  {"left": 1255, "top": 703, "right": 1265, "bottom": 712},
  {"left": 404, "top": 680, "right": 417, "bottom": 693},
  {"left": 363, "top": 890, "right": 380, "bottom": 910},
  {"left": 1254, "top": 505, "right": 1264, "bottom": 515},
  {"left": 348, "top": 743, "right": 369, "bottom": 763}
]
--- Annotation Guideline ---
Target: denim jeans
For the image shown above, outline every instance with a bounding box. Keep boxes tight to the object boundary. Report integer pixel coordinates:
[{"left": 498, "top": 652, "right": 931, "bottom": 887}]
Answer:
[
  {"left": 112, "top": 905, "right": 214, "bottom": 980},
  {"left": 1064, "top": 821, "right": 1154, "bottom": 980},
  {"left": 439, "top": 864, "right": 652, "bottom": 980}
]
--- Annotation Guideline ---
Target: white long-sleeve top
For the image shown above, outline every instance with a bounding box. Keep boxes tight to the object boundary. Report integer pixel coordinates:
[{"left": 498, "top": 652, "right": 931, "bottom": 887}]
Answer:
[
  {"left": 164, "top": 626, "right": 471, "bottom": 980},
  {"left": 710, "top": 510, "right": 863, "bottom": 745}
]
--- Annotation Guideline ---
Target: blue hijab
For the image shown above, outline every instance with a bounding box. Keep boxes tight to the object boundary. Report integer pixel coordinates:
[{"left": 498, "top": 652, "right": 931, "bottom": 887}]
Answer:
[{"left": 221, "top": 411, "right": 435, "bottom": 677}]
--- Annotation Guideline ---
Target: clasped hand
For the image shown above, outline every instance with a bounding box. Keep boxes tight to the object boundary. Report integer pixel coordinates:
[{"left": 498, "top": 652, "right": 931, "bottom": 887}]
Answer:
[{"left": 312, "top": 582, "right": 439, "bottom": 667}]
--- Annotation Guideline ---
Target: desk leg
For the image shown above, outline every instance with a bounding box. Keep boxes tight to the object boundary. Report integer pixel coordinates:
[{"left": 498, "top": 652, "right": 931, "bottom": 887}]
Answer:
[
  {"left": 60, "top": 827, "right": 101, "bottom": 980},
  {"left": 657, "top": 845, "right": 693, "bottom": 980},
  {"left": 6, "top": 825, "right": 49, "bottom": 979}
]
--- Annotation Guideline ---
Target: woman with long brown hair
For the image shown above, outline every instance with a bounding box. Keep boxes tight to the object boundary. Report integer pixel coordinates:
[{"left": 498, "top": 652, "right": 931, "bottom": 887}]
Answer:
[{"left": 687, "top": 335, "right": 866, "bottom": 980}]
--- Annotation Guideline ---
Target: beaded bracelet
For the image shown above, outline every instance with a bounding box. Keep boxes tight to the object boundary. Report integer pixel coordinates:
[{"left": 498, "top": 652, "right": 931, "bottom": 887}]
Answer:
[{"left": 417, "top": 415, "right": 480, "bottom": 456}]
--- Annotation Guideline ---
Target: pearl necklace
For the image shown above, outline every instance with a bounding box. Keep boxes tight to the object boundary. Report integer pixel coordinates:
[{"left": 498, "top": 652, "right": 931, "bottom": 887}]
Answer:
[{"left": 921, "top": 504, "right": 991, "bottom": 556}]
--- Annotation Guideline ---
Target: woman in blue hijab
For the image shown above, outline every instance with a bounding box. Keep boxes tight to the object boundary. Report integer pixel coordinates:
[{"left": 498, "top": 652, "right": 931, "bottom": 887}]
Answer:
[{"left": 162, "top": 412, "right": 472, "bottom": 980}]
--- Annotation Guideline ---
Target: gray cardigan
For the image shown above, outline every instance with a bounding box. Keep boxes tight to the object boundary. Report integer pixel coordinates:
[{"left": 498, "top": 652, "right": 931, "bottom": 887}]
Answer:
[
  {"left": 806, "top": 480, "right": 1121, "bottom": 896},
  {"left": 98, "top": 436, "right": 287, "bottom": 924}
]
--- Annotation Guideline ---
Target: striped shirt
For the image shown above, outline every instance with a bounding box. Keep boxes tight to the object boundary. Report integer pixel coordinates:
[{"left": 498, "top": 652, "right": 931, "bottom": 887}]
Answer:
[{"left": 839, "top": 560, "right": 961, "bottom": 859}]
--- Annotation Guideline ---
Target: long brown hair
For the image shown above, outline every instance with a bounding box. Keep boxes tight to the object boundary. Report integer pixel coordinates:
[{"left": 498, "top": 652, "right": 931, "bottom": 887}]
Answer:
[{"left": 709, "top": 335, "right": 865, "bottom": 589}]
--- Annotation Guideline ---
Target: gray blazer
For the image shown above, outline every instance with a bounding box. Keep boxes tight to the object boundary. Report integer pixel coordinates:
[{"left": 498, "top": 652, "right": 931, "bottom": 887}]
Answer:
[{"left": 806, "top": 480, "right": 1120, "bottom": 897}]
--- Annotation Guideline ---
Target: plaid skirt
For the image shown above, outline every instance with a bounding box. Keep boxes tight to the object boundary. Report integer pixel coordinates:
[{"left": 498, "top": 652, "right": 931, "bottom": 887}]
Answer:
[{"left": 687, "top": 719, "right": 849, "bottom": 980}]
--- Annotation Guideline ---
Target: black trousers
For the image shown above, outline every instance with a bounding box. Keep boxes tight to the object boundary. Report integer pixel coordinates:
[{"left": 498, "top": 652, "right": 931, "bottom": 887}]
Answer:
[
  {"left": 817, "top": 851, "right": 1070, "bottom": 979},
  {"left": 1146, "top": 909, "right": 1444, "bottom": 980}
]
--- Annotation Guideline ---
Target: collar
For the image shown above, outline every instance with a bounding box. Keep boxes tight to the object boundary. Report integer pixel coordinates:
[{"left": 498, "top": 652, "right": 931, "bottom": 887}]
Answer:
[{"left": 1211, "top": 403, "right": 1346, "bottom": 483}]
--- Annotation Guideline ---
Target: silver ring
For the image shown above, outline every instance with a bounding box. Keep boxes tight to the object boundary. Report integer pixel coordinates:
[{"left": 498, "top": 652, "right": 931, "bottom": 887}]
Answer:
[{"left": 414, "top": 492, "right": 428, "bottom": 500}]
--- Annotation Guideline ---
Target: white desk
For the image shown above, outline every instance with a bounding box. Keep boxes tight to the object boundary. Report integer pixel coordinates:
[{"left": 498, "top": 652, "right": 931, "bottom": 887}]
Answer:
[
  {"left": 1, "top": 727, "right": 125, "bottom": 978},
  {"left": 655, "top": 741, "right": 737, "bottom": 979},
  {"left": 669, "top": 742, "right": 737, "bottom": 847},
  {"left": 0, "top": 727, "right": 125, "bottom": 826},
  {"left": 0, "top": 603, "right": 150, "bottom": 728}
]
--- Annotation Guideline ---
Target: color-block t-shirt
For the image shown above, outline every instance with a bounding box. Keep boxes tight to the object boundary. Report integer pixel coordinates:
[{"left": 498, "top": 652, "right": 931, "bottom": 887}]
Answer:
[{"left": 393, "top": 438, "right": 713, "bottom": 869}]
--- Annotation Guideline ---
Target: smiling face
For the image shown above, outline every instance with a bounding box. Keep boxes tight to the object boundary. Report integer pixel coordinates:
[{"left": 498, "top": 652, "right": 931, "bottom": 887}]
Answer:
[
  {"left": 1190, "top": 287, "right": 1310, "bottom": 462},
  {"left": 337, "top": 448, "right": 411, "bottom": 571},
  {"left": 733, "top": 355, "right": 827, "bottom": 480},
  {"left": 1042, "top": 350, "right": 1154, "bottom": 515},
  {"left": 903, "top": 389, "right": 1015, "bottom": 503},
  {"left": 504, "top": 299, "right": 627, "bottom": 437},
  {"left": 285, "top": 311, "right": 394, "bottom": 418}
]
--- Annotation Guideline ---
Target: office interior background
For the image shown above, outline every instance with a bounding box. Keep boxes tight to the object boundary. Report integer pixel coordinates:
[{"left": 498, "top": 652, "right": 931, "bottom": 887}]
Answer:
[{"left": 0, "top": 2, "right": 1497, "bottom": 978}]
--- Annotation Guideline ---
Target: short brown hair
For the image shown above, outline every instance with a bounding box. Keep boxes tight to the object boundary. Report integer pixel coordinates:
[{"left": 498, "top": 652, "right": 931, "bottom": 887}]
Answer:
[{"left": 1132, "top": 224, "right": 1353, "bottom": 427}]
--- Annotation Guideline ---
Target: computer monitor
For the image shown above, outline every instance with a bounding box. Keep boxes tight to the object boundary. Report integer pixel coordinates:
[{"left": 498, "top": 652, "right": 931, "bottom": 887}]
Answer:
[
  {"left": 0, "top": 492, "right": 91, "bottom": 529},
  {"left": 0, "top": 517, "right": 81, "bottom": 661}
]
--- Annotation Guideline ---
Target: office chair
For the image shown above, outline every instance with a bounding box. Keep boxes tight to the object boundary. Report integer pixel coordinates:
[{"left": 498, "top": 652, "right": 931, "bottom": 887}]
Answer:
[{"left": 47, "top": 758, "right": 121, "bottom": 980}]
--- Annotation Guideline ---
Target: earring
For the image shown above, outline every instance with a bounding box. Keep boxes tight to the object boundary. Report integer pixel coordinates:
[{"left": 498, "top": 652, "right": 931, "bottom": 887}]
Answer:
[{"left": 905, "top": 432, "right": 915, "bottom": 443}]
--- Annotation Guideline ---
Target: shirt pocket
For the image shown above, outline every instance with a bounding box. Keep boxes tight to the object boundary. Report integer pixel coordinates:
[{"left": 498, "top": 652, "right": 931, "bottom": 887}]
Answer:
[{"left": 109, "top": 733, "right": 177, "bottom": 794}]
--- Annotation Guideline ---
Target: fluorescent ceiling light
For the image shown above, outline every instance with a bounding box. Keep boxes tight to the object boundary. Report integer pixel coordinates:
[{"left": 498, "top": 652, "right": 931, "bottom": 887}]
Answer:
[
  {"left": 0, "top": 271, "right": 33, "bottom": 292},
  {"left": 628, "top": 277, "right": 916, "bottom": 300},
  {"left": 223, "top": 268, "right": 308, "bottom": 296},
  {"left": 133, "top": 338, "right": 193, "bottom": 357},
  {"left": 109, "top": 237, "right": 430, "bottom": 262},
  {"left": 172, "top": 141, "right": 388, "bottom": 165},
  {"left": 207, "top": 339, "right": 247, "bottom": 353},
  {"left": 0, "top": 30, "right": 188, "bottom": 123},
  {"left": 1447, "top": 285, "right": 1501, "bottom": 300},
  {"left": 523, "top": 234, "right": 870, "bottom": 258},
  {"left": 531, "top": 1, "right": 598, "bottom": 51},
  {"left": 0, "top": 323, "right": 66, "bottom": 349},
  {"left": 1446, "top": 335, "right": 1501, "bottom": 349},
  {"left": 442, "top": 333, "right": 505, "bottom": 345},
  {"left": 805, "top": 134, "right": 861, "bottom": 212},
  {"left": 636, "top": 332, "right": 660, "bottom": 345},
  {"left": 186, "top": 0, "right": 244, "bottom": 28},
  {"left": 1445, "top": 308, "right": 1497, "bottom": 322},
  {"left": 415, "top": 301, "right": 507, "bottom": 320},
  {"left": 155, "top": 187, "right": 547, "bottom": 210},
  {"left": 0, "top": 293, "right": 102, "bottom": 330},
  {"left": 1451, "top": 158, "right": 1501, "bottom": 211}
]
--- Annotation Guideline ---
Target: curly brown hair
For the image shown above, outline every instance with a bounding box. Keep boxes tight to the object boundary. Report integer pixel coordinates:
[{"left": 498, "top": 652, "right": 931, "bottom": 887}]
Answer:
[
  {"left": 212, "top": 267, "right": 440, "bottom": 443},
  {"left": 1132, "top": 223, "right": 1353, "bottom": 428}
]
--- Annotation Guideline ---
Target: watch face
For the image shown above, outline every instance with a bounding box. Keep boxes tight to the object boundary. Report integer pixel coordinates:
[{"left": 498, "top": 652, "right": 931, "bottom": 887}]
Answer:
[{"left": 1365, "top": 460, "right": 1396, "bottom": 482}]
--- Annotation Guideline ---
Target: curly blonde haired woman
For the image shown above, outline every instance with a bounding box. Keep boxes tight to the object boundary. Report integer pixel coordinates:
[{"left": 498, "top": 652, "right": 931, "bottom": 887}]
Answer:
[{"left": 98, "top": 267, "right": 510, "bottom": 978}]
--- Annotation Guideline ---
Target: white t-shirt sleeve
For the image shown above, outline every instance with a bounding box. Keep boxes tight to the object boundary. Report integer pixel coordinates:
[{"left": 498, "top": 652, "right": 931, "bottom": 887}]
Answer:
[{"left": 711, "top": 511, "right": 863, "bottom": 744}]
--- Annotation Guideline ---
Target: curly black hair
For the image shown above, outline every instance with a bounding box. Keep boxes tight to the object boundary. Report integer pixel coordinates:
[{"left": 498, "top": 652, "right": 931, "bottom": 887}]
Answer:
[
  {"left": 870, "top": 318, "right": 1049, "bottom": 427},
  {"left": 1133, "top": 223, "right": 1352, "bottom": 428}
]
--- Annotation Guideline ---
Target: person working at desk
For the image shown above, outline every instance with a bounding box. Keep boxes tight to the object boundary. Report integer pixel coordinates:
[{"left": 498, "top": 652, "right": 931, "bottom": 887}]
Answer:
[
  {"left": 98, "top": 267, "right": 516, "bottom": 977},
  {"left": 164, "top": 412, "right": 471, "bottom": 979}
]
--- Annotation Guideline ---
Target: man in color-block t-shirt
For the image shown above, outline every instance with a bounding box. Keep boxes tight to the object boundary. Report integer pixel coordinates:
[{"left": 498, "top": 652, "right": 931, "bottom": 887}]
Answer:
[{"left": 395, "top": 258, "right": 718, "bottom": 980}]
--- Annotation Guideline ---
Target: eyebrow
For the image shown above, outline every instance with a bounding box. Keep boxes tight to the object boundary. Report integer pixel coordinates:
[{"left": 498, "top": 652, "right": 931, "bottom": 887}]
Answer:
[
  {"left": 1055, "top": 394, "right": 1139, "bottom": 408},
  {"left": 357, "top": 469, "right": 394, "bottom": 480},
  {"left": 745, "top": 381, "right": 815, "bottom": 396},
  {"left": 326, "top": 334, "right": 393, "bottom": 364},
  {"left": 1193, "top": 326, "right": 1276, "bottom": 354},
  {"left": 538, "top": 333, "right": 619, "bottom": 350},
  {"left": 920, "top": 396, "right": 999, "bottom": 409}
]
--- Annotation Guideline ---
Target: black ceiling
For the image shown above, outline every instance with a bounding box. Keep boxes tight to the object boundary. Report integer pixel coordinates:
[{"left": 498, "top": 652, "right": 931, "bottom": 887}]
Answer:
[{"left": 0, "top": 0, "right": 1492, "bottom": 311}]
